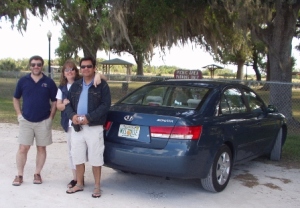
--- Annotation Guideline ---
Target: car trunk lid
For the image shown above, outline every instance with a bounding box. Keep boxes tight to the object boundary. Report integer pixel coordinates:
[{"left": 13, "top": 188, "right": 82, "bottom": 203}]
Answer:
[{"left": 104, "top": 105, "right": 190, "bottom": 149}]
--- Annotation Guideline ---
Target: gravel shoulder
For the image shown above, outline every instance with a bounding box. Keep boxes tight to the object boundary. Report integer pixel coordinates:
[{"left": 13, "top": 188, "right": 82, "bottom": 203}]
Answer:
[{"left": 1, "top": 123, "right": 299, "bottom": 208}]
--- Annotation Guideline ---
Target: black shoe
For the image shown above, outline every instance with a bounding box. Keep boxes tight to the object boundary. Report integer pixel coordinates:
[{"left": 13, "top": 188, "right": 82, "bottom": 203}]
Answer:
[{"left": 67, "top": 180, "right": 77, "bottom": 188}]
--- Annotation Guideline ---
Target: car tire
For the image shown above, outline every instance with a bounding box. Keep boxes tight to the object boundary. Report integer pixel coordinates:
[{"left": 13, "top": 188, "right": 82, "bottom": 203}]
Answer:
[
  {"left": 201, "top": 145, "right": 232, "bottom": 192},
  {"left": 270, "top": 127, "right": 283, "bottom": 161}
]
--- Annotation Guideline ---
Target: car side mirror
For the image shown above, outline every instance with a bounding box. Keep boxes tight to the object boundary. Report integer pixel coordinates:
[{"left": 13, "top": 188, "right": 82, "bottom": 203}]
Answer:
[{"left": 267, "top": 105, "right": 278, "bottom": 113}]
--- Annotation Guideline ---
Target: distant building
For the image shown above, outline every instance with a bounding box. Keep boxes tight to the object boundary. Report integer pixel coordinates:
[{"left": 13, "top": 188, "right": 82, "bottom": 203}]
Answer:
[{"left": 51, "top": 65, "right": 61, "bottom": 73}]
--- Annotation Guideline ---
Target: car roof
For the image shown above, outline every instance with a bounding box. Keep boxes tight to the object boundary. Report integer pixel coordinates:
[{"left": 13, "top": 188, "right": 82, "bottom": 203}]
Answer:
[{"left": 148, "top": 79, "right": 245, "bottom": 89}]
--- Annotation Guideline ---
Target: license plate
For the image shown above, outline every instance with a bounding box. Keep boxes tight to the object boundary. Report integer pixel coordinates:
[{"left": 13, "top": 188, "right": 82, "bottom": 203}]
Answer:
[{"left": 118, "top": 124, "right": 140, "bottom": 139}]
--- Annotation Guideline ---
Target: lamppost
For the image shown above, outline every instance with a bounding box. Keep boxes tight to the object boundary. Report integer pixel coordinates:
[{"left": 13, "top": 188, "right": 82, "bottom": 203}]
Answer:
[{"left": 47, "top": 30, "right": 52, "bottom": 78}]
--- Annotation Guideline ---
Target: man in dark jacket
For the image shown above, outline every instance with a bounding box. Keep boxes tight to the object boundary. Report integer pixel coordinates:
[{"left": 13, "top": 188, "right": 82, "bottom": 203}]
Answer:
[{"left": 65, "top": 57, "right": 111, "bottom": 198}]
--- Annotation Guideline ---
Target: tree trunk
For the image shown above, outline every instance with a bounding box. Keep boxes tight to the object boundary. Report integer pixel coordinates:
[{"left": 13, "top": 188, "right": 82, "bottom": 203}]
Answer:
[
  {"left": 82, "top": 47, "right": 97, "bottom": 60},
  {"left": 266, "top": 54, "right": 270, "bottom": 81},
  {"left": 236, "top": 60, "right": 245, "bottom": 80},
  {"left": 252, "top": 65, "right": 261, "bottom": 81},
  {"left": 258, "top": 2, "right": 300, "bottom": 122},
  {"left": 259, "top": 55, "right": 270, "bottom": 91},
  {"left": 252, "top": 48, "right": 261, "bottom": 81},
  {"left": 134, "top": 52, "right": 144, "bottom": 75}
]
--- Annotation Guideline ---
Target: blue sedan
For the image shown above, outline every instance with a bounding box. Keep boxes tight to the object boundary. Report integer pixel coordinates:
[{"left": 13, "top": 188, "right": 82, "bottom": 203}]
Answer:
[{"left": 103, "top": 79, "right": 287, "bottom": 192}]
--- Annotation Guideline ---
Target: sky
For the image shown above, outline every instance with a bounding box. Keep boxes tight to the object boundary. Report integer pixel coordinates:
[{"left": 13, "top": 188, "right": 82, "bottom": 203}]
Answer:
[{"left": 1, "top": 14, "right": 300, "bottom": 73}]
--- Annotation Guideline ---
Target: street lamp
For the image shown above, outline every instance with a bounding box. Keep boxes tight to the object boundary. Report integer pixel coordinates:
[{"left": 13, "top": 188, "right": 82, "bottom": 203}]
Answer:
[{"left": 47, "top": 30, "right": 52, "bottom": 78}]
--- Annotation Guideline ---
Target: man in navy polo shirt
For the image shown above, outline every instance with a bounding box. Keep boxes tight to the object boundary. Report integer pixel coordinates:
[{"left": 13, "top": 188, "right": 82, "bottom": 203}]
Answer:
[{"left": 12, "top": 55, "right": 57, "bottom": 186}]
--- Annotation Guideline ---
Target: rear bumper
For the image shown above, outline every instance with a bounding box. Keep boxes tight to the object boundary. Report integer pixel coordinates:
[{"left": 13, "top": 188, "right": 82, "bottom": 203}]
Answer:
[{"left": 103, "top": 140, "right": 213, "bottom": 179}]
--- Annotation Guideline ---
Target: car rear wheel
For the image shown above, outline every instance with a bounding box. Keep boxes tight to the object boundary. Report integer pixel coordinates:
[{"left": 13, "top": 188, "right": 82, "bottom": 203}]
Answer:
[
  {"left": 270, "top": 128, "right": 283, "bottom": 161},
  {"left": 201, "top": 145, "right": 232, "bottom": 192}
]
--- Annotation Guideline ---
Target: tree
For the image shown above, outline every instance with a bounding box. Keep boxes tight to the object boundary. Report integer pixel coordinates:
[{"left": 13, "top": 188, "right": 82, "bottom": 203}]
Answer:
[
  {"left": 15, "top": 58, "right": 30, "bottom": 71},
  {"left": 0, "top": 58, "right": 18, "bottom": 71},
  {"left": 0, "top": 0, "right": 50, "bottom": 31},
  {"left": 55, "top": 31, "right": 80, "bottom": 65},
  {"left": 107, "top": 0, "right": 299, "bottom": 123},
  {"left": 240, "top": 0, "right": 300, "bottom": 123},
  {"left": 194, "top": 0, "right": 299, "bottom": 122},
  {"left": 52, "top": 0, "right": 108, "bottom": 60},
  {"left": 0, "top": 0, "right": 29, "bottom": 31},
  {"left": 194, "top": 4, "right": 252, "bottom": 80},
  {"left": 250, "top": 42, "right": 268, "bottom": 81},
  {"left": 106, "top": 0, "right": 182, "bottom": 75},
  {"left": 108, "top": 1, "right": 257, "bottom": 78},
  {"left": 207, "top": 0, "right": 299, "bottom": 123}
]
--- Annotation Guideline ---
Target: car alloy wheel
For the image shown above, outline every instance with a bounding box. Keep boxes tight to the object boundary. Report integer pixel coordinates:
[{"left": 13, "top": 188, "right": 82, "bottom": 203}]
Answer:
[{"left": 201, "top": 145, "right": 232, "bottom": 192}]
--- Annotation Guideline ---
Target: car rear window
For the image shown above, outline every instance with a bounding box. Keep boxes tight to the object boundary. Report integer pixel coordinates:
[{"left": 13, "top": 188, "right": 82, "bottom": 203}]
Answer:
[{"left": 120, "top": 85, "right": 209, "bottom": 109}]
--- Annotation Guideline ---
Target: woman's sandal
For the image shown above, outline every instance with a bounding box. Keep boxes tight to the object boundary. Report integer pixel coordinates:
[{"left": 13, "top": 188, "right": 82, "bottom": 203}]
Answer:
[
  {"left": 66, "top": 184, "right": 84, "bottom": 194},
  {"left": 67, "top": 178, "right": 84, "bottom": 188},
  {"left": 92, "top": 187, "right": 101, "bottom": 198},
  {"left": 12, "top": 175, "right": 23, "bottom": 186},
  {"left": 33, "top": 174, "right": 42, "bottom": 184}
]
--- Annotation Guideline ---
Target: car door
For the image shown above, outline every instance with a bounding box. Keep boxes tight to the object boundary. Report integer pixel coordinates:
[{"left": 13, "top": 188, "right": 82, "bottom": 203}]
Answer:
[
  {"left": 242, "top": 87, "right": 279, "bottom": 153},
  {"left": 217, "top": 87, "right": 262, "bottom": 162}
]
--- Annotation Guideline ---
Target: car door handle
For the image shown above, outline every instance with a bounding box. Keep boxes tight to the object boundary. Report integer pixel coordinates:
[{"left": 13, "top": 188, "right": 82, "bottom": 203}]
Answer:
[
  {"left": 254, "top": 121, "right": 261, "bottom": 126},
  {"left": 233, "top": 124, "right": 240, "bottom": 129}
]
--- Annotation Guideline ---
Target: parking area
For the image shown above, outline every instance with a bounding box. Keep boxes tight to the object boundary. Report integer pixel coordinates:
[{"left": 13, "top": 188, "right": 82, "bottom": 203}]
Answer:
[{"left": 1, "top": 123, "right": 299, "bottom": 208}]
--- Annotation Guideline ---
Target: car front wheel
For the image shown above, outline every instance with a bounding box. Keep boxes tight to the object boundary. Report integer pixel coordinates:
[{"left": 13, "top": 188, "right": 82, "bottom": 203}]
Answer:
[{"left": 201, "top": 145, "right": 232, "bottom": 192}]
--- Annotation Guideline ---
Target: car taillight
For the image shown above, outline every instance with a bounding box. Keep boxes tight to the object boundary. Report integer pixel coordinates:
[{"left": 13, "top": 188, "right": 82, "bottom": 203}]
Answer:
[
  {"left": 150, "top": 126, "right": 202, "bottom": 140},
  {"left": 104, "top": 121, "right": 112, "bottom": 131}
]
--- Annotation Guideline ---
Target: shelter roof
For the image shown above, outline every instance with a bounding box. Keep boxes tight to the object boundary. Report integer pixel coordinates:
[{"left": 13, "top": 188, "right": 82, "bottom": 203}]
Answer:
[
  {"left": 100, "top": 58, "right": 133, "bottom": 65},
  {"left": 202, "top": 64, "right": 224, "bottom": 69}
]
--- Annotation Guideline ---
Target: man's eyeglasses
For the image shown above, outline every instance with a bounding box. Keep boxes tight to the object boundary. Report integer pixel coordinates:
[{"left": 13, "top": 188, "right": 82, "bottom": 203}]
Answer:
[
  {"left": 80, "top": 65, "right": 93, "bottom": 69},
  {"left": 30, "top": 63, "right": 42, "bottom": 67},
  {"left": 64, "top": 68, "right": 75, "bottom": 72}
]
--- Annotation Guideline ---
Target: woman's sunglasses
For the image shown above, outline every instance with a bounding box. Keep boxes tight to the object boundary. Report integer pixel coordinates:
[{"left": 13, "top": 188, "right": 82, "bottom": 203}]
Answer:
[{"left": 64, "top": 68, "right": 75, "bottom": 72}]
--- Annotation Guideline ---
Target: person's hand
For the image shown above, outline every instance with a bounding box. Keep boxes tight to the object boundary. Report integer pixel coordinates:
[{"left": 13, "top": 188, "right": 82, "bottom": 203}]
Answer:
[
  {"left": 93, "top": 72, "right": 102, "bottom": 87},
  {"left": 17, "top": 114, "right": 24, "bottom": 122},
  {"left": 72, "top": 115, "right": 88, "bottom": 125},
  {"left": 72, "top": 115, "right": 80, "bottom": 125},
  {"left": 79, "top": 115, "right": 89, "bottom": 125},
  {"left": 63, "top": 99, "right": 70, "bottom": 105}
]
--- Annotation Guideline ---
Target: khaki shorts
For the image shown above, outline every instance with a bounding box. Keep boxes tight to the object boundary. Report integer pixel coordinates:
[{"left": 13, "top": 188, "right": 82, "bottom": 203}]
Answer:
[
  {"left": 18, "top": 116, "right": 53, "bottom": 146},
  {"left": 71, "top": 125, "right": 104, "bottom": 166}
]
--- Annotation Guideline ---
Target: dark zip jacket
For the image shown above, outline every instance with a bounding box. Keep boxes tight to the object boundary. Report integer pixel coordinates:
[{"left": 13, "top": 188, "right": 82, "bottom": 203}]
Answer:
[
  {"left": 58, "top": 85, "right": 69, "bottom": 132},
  {"left": 65, "top": 78, "right": 111, "bottom": 126}
]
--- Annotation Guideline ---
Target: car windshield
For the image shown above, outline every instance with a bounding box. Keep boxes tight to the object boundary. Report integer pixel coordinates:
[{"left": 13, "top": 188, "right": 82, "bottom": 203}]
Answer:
[{"left": 120, "top": 85, "right": 210, "bottom": 109}]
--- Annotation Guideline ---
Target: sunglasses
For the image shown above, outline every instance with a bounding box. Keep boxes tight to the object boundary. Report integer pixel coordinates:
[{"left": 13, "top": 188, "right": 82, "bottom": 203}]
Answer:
[
  {"left": 64, "top": 68, "right": 75, "bottom": 72},
  {"left": 80, "top": 65, "right": 93, "bottom": 69},
  {"left": 30, "top": 63, "right": 42, "bottom": 67}
]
